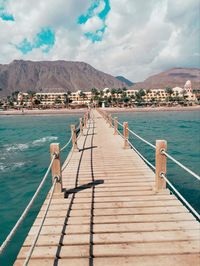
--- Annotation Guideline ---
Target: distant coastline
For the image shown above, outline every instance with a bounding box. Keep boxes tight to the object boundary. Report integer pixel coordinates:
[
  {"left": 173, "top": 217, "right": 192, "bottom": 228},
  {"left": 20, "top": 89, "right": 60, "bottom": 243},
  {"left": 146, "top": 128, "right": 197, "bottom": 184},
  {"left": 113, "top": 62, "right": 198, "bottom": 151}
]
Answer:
[
  {"left": 0, "top": 105, "right": 200, "bottom": 116},
  {"left": 105, "top": 105, "right": 200, "bottom": 113},
  {"left": 0, "top": 108, "right": 85, "bottom": 116}
]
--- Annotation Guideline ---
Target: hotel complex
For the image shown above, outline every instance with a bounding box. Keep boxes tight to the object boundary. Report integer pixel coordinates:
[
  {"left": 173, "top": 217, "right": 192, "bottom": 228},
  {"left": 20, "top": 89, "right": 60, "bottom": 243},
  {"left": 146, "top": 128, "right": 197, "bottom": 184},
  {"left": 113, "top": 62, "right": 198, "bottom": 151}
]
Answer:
[{"left": 16, "top": 80, "right": 197, "bottom": 108}]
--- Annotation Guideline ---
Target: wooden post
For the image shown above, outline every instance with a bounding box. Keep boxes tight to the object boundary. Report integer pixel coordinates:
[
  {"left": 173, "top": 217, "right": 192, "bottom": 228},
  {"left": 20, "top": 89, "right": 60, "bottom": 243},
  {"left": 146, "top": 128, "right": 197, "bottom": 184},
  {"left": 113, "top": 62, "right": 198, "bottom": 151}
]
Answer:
[
  {"left": 109, "top": 114, "right": 112, "bottom": 127},
  {"left": 155, "top": 140, "right": 167, "bottom": 192},
  {"left": 50, "top": 143, "right": 62, "bottom": 193},
  {"left": 71, "top": 124, "right": 78, "bottom": 151},
  {"left": 105, "top": 114, "right": 108, "bottom": 123},
  {"left": 80, "top": 117, "right": 83, "bottom": 135},
  {"left": 114, "top": 117, "right": 118, "bottom": 135},
  {"left": 123, "top": 122, "right": 129, "bottom": 149},
  {"left": 84, "top": 114, "right": 87, "bottom": 129}
]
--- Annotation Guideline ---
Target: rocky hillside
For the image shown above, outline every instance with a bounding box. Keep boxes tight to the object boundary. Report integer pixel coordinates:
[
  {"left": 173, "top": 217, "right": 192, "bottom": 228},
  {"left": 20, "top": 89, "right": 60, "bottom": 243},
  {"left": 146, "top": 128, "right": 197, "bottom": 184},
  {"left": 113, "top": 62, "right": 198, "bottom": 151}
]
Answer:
[
  {"left": 132, "top": 68, "right": 200, "bottom": 90},
  {"left": 0, "top": 60, "right": 126, "bottom": 97},
  {"left": 115, "top": 76, "right": 134, "bottom": 86}
]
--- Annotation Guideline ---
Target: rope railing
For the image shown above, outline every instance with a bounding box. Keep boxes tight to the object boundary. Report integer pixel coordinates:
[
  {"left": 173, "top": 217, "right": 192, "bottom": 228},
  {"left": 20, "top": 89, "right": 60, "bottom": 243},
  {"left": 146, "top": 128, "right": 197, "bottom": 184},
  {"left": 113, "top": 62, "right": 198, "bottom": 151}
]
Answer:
[
  {"left": 0, "top": 154, "right": 56, "bottom": 255},
  {"left": 97, "top": 109, "right": 200, "bottom": 219},
  {"left": 161, "top": 150, "right": 200, "bottom": 181},
  {"left": 23, "top": 176, "right": 58, "bottom": 265},
  {"left": 116, "top": 119, "right": 156, "bottom": 149},
  {"left": 161, "top": 173, "right": 200, "bottom": 220},
  {"left": 60, "top": 135, "right": 72, "bottom": 152},
  {"left": 127, "top": 139, "right": 156, "bottom": 171}
]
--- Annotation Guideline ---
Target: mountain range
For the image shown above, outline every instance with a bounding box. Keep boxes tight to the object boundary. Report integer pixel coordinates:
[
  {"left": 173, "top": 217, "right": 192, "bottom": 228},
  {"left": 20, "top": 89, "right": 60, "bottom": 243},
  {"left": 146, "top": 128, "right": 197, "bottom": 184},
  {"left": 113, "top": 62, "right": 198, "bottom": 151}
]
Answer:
[
  {"left": 0, "top": 60, "right": 199, "bottom": 97},
  {"left": 0, "top": 60, "right": 126, "bottom": 97},
  {"left": 131, "top": 68, "right": 200, "bottom": 90}
]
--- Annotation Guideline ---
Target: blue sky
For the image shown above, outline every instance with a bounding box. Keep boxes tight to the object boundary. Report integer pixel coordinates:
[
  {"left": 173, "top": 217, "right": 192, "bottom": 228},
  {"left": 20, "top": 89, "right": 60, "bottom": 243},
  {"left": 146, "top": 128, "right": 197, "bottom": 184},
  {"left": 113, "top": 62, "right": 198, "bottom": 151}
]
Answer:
[
  {"left": 0, "top": 0, "right": 199, "bottom": 81},
  {"left": 0, "top": 0, "right": 14, "bottom": 21},
  {"left": 16, "top": 28, "right": 55, "bottom": 54}
]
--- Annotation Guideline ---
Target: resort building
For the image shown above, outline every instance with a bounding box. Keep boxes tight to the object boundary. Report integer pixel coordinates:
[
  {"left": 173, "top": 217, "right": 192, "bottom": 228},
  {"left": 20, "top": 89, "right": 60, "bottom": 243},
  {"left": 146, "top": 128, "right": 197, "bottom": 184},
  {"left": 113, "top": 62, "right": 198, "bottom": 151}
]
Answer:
[{"left": 16, "top": 80, "right": 197, "bottom": 108}]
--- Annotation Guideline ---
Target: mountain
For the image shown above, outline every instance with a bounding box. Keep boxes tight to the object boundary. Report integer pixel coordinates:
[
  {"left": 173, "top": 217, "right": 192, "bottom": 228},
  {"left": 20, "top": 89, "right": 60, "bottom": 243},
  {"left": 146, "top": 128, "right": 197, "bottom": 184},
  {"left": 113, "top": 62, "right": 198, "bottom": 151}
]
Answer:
[
  {"left": 0, "top": 60, "right": 127, "bottom": 97},
  {"left": 115, "top": 76, "right": 134, "bottom": 86},
  {"left": 131, "top": 68, "right": 200, "bottom": 90}
]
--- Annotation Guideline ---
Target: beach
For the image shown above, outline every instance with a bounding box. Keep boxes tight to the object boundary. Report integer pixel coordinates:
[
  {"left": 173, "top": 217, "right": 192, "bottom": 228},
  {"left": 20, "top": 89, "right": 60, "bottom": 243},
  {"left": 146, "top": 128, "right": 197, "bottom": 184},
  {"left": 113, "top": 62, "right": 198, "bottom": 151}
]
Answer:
[
  {"left": 105, "top": 105, "right": 200, "bottom": 113},
  {"left": 0, "top": 108, "right": 86, "bottom": 116},
  {"left": 0, "top": 105, "right": 200, "bottom": 116}
]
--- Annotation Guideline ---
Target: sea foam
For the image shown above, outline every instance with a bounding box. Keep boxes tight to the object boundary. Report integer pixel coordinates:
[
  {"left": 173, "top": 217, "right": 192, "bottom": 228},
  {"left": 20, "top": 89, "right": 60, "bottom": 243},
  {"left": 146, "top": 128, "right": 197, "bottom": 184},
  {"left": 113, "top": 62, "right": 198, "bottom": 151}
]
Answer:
[
  {"left": 5, "top": 143, "right": 29, "bottom": 152},
  {"left": 32, "top": 136, "right": 58, "bottom": 145}
]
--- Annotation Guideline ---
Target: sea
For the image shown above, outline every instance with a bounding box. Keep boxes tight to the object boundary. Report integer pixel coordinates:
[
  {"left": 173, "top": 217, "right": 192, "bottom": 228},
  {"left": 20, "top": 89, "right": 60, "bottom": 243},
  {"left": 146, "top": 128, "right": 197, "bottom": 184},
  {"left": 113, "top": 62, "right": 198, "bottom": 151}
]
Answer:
[{"left": 0, "top": 110, "right": 199, "bottom": 265}]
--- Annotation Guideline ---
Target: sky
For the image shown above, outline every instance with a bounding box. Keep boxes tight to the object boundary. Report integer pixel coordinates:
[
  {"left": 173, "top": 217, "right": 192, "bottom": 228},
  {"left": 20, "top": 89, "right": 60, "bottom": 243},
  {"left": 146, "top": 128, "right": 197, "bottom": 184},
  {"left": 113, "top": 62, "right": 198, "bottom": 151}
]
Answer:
[{"left": 0, "top": 0, "right": 199, "bottom": 82}]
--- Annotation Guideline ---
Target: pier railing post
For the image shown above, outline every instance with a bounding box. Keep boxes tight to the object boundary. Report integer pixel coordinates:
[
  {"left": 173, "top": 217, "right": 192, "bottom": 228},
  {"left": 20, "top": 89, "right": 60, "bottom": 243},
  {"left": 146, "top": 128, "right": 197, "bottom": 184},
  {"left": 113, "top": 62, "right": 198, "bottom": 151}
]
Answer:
[
  {"left": 71, "top": 124, "right": 79, "bottom": 151},
  {"left": 80, "top": 117, "right": 83, "bottom": 135},
  {"left": 123, "top": 122, "right": 129, "bottom": 149},
  {"left": 114, "top": 117, "right": 118, "bottom": 135},
  {"left": 50, "top": 143, "right": 62, "bottom": 193},
  {"left": 109, "top": 114, "right": 112, "bottom": 127},
  {"left": 155, "top": 140, "right": 167, "bottom": 192},
  {"left": 84, "top": 114, "right": 87, "bottom": 129}
]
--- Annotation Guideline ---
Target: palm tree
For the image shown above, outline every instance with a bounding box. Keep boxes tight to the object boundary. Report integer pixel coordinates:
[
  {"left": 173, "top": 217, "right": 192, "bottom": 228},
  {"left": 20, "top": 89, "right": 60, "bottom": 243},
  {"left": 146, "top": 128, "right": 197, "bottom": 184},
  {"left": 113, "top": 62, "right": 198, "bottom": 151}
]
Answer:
[
  {"left": 165, "top": 87, "right": 174, "bottom": 102},
  {"left": 146, "top": 89, "right": 151, "bottom": 102},
  {"left": 110, "top": 88, "right": 117, "bottom": 106},
  {"left": 91, "top": 88, "right": 99, "bottom": 105},
  {"left": 135, "top": 89, "right": 146, "bottom": 106},
  {"left": 27, "top": 90, "right": 36, "bottom": 109},
  {"left": 64, "top": 91, "right": 72, "bottom": 108}
]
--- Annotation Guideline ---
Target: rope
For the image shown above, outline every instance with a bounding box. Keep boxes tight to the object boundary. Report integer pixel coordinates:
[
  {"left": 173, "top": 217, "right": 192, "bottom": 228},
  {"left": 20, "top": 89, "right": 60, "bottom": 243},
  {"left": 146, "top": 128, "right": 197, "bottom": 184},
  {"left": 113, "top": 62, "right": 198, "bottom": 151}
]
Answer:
[
  {"left": 127, "top": 140, "right": 156, "bottom": 170},
  {"left": 0, "top": 155, "right": 56, "bottom": 255},
  {"left": 23, "top": 177, "right": 58, "bottom": 265},
  {"left": 115, "top": 117, "right": 199, "bottom": 181},
  {"left": 161, "top": 150, "right": 200, "bottom": 181},
  {"left": 127, "top": 128, "right": 156, "bottom": 149},
  {"left": 116, "top": 127, "right": 155, "bottom": 171},
  {"left": 60, "top": 136, "right": 72, "bottom": 152},
  {"left": 161, "top": 173, "right": 200, "bottom": 220}
]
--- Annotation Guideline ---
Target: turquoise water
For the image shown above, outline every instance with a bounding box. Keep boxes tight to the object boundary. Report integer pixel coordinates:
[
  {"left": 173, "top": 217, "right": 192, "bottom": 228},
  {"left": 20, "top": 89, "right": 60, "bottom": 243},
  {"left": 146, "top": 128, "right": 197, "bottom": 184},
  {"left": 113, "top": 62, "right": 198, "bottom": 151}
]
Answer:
[
  {"left": 0, "top": 110, "right": 199, "bottom": 265},
  {"left": 0, "top": 114, "right": 83, "bottom": 266}
]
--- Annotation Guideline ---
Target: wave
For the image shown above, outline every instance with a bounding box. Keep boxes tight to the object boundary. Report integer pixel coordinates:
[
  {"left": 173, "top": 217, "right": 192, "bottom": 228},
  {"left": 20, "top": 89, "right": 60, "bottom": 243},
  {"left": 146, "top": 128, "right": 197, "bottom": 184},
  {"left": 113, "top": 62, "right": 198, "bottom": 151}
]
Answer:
[
  {"left": 0, "top": 162, "right": 25, "bottom": 172},
  {"left": 0, "top": 163, "right": 6, "bottom": 171},
  {"left": 3, "top": 136, "right": 58, "bottom": 153},
  {"left": 5, "top": 143, "right": 29, "bottom": 152},
  {"left": 32, "top": 136, "right": 58, "bottom": 145}
]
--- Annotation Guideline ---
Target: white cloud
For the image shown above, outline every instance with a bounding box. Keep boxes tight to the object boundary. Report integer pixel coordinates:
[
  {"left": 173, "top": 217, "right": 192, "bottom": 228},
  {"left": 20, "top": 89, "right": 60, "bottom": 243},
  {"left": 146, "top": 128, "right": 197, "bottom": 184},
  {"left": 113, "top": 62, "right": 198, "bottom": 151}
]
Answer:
[
  {"left": 81, "top": 16, "right": 104, "bottom": 33},
  {"left": 0, "top": 0, "right": 199, "bottom": 82}
]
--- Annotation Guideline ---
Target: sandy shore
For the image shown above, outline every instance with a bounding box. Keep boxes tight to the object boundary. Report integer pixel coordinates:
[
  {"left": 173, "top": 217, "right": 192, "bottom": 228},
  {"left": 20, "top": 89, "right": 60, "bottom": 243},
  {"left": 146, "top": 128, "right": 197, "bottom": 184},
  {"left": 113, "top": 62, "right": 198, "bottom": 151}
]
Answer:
[
  {"left": 104, "top": 106, "right": 200, "bottom": 113},
  {"left": 0, "top": 106, "right": 199, "bottom": 116},
  {"left": 0, "top": 108, "right": 86, "bottom": 116}
]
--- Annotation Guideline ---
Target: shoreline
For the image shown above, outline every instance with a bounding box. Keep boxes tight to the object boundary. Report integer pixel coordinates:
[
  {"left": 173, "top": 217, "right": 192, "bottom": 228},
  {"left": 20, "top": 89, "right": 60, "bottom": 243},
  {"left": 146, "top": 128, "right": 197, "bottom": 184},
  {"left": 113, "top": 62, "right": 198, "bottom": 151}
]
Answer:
[
  {"left": 104, "top": 106, "right": 200, "bottom": 113},
  {"left": 0, "top": 106, "right": 200, "bottom": 116},
  {"left": 0, "top": 108, "right": 86, "bottom": 116}
]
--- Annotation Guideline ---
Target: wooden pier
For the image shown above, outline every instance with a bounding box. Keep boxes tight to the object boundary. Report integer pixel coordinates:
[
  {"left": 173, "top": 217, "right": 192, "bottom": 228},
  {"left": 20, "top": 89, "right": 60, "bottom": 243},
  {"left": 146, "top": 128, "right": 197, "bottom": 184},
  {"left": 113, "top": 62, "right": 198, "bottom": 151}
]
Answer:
[{"left": 15, "top": 109, "right": 200, "bottom": 265}]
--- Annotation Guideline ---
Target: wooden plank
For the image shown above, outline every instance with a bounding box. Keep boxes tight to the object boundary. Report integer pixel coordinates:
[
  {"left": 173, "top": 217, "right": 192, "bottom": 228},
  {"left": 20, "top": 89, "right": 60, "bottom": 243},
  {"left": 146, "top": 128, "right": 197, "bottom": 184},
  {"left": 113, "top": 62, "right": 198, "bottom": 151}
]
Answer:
[
  {"left": 93, "top": 255, "right": 200, "bottom": 266},
  {"left": 93, "top": 240, "right": 200, "bottom": 256},
  {"left": 15, "top": 258, "right": 89, "bottom": 266},
  {"left": 17, "top": 245, "right": 89, "bottom": 259},
  {"left": 37, "top": 206, "right": 188, "bottom": 218},
  {"left": 15, "top": 255, "right": 200, "bottom": 266},
  {"left": 23, "top": 230, "right": 199, "bottom": 247}
]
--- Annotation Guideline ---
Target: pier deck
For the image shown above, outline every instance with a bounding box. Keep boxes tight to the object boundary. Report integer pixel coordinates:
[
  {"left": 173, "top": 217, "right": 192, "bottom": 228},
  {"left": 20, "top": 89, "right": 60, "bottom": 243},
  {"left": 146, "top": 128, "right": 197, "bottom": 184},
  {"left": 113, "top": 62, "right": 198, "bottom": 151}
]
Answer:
[{"left": 15, "top": 110, "right": 200, "bottom": 265}]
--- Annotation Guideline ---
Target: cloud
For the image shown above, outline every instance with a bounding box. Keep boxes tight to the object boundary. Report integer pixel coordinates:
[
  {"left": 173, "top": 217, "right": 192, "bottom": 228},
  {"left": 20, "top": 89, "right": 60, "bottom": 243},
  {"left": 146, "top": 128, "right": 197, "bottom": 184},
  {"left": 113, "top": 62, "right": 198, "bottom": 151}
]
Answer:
[
  {"left": 78, "top": 0, "right": 110, "bottom": 42},
  {"left": 0, "top": 0, "right": 199, "bottom": 82}
]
